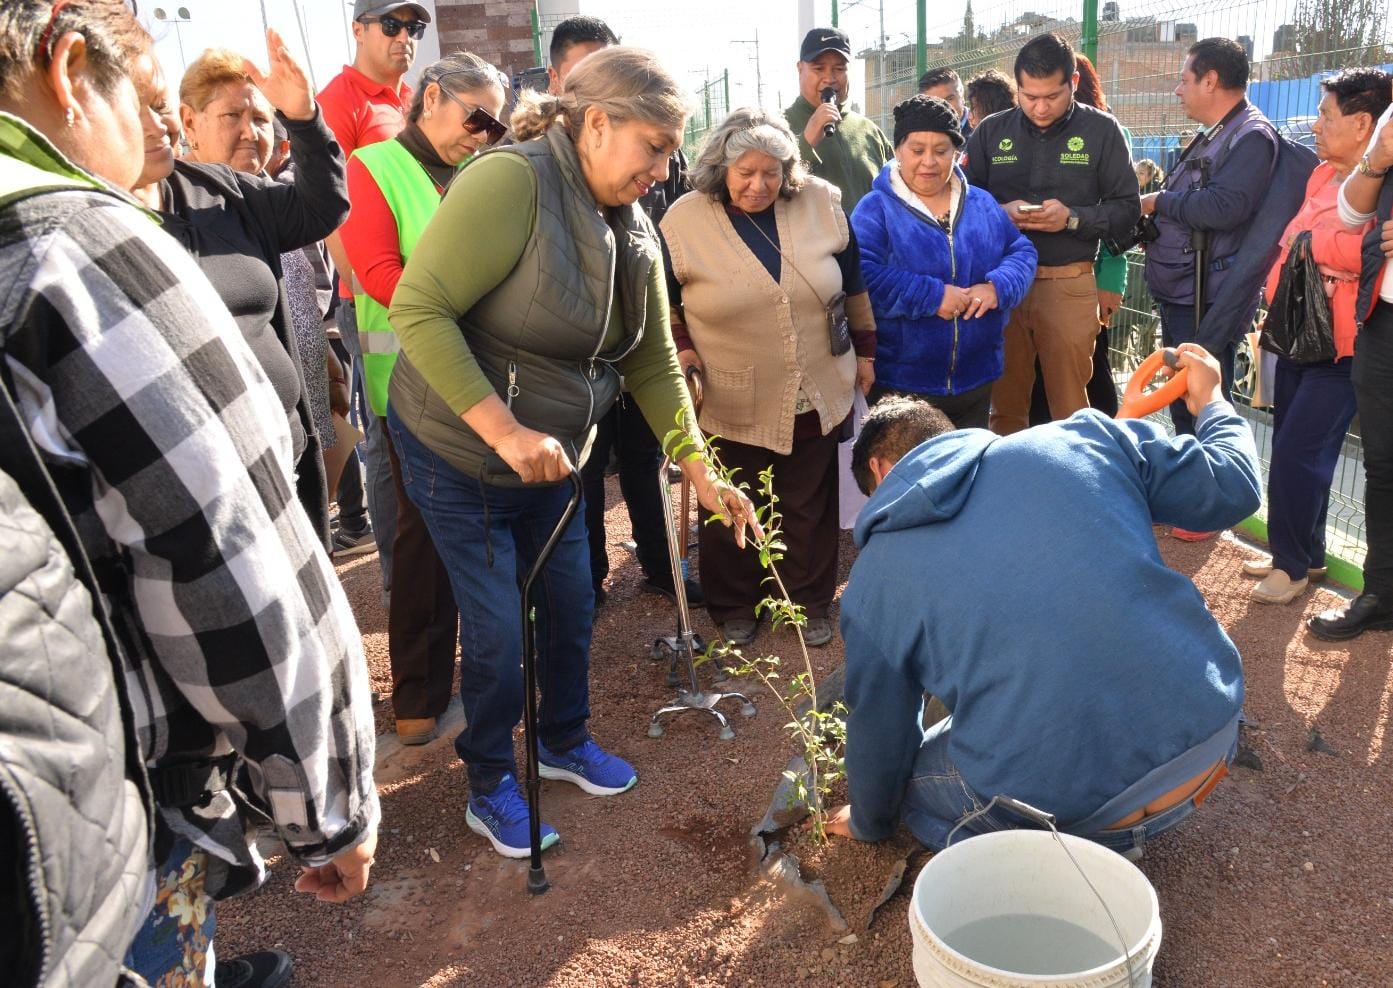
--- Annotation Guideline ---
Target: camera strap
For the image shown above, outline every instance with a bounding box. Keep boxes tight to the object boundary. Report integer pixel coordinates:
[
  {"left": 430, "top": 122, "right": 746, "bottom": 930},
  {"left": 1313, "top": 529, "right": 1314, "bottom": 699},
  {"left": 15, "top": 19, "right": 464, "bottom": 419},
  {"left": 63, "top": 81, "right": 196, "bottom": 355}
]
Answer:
[{"left": 1169, "top": 100, "right": 1249, "bottom": 188}]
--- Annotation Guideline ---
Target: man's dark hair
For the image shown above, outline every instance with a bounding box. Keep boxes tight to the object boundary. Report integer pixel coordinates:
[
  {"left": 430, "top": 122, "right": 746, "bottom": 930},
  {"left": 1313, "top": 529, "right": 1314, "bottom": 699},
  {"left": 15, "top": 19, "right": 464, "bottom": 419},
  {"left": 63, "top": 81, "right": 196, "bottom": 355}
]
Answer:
[
  {"left": 851, "top": 397, "right": 954, "bottom": 496},
  {"left": 966, "top": 68, "right": 1016, "bottom": 119},
  {"left": 1187, "top": 37, "right": 1249, "bottom": 91},
  {"left": 1321, "top": 67, "right": 1393, "bottom": 124},
  {"left": 1013, "top": 32, "right": 1075, "bottom": 85},
  {"left": 918, "top": 67, "right": 961, "bottom": 94},
  {"left": 548, "top": 15, "right": 618, "bottom": 66}
]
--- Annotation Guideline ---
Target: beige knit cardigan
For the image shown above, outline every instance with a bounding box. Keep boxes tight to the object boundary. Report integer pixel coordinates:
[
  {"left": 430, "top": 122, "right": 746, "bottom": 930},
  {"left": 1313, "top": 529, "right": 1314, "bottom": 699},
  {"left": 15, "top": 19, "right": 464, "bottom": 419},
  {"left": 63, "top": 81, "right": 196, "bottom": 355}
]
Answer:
[{"left": 660, "top": 177, "right": 857, "bottom": 454}]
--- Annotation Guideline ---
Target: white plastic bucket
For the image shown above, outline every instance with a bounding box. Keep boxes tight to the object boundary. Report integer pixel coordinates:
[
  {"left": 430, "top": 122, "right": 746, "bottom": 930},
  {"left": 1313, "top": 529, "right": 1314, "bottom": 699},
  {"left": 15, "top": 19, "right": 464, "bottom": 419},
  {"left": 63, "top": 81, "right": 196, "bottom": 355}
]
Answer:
[{"left": 909, "top": 831, "right": 1162, "bottom": 987}]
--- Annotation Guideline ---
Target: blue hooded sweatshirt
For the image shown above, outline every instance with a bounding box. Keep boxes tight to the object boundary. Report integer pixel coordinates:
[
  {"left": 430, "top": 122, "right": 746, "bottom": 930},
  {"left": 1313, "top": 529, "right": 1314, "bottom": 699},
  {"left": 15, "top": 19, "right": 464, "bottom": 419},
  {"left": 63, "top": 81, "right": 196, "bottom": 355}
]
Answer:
[
  {"left": 841, "top": 404, "right": 1261, "bottom": 841},
  {"left": 851, "top": 163, "right": 1037, "bottom": 397}
]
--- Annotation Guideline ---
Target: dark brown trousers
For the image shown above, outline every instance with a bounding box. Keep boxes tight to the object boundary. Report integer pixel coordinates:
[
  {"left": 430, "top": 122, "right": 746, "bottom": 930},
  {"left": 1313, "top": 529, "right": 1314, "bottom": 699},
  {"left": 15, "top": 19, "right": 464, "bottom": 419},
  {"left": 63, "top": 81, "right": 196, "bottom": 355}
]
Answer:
[
  {"left": 699, "top": 427, "right": 841, "bottom": 624},
  {"left": 385, "top": 425, "right": 459, "bottom": 720}
]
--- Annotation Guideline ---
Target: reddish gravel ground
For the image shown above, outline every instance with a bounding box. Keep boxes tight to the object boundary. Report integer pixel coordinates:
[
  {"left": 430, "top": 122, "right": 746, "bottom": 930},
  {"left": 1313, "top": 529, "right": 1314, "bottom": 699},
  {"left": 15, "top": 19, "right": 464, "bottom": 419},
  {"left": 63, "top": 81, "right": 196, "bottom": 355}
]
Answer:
[{"left": 220, "top": 483, "right": 1393, "bottom": 987}]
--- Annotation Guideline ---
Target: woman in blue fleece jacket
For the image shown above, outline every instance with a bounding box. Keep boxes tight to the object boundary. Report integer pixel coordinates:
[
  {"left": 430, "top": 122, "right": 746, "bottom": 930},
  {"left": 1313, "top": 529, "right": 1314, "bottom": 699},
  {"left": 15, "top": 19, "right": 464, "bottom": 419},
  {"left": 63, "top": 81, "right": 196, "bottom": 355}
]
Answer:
[{"left": 852, "top": 95, "right": 1037, "bottom": 427}]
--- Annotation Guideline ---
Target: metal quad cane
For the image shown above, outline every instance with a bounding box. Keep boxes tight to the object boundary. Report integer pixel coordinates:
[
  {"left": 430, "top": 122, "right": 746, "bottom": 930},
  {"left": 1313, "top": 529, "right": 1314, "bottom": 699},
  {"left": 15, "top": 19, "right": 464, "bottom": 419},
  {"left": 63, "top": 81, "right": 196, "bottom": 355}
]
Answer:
[
  {"left": 647, "top": 368, "right": 757, "bottom": 740},
  {"left": 486, "top": 454, "right": 583, "bottom": 895}
]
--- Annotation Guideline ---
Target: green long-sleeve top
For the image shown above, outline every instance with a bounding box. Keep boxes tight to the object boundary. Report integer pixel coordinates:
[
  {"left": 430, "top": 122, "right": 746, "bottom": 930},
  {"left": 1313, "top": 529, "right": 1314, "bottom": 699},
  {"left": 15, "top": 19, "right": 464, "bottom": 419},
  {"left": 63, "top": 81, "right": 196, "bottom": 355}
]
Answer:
[
  {"left": 785, "top": 95, "right": 894, "bottom": 215},
  {"left": 1093, "top": 124, "right": 1134, "bottom": 295},
  {"left": 389, "top": 152, "right": 696, "bottom": 453}
]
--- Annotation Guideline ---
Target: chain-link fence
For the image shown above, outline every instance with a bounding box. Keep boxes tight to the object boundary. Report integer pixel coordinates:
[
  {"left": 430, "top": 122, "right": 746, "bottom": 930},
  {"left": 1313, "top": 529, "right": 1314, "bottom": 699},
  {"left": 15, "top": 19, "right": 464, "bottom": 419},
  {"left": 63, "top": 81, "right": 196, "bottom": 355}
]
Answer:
[{"left": 835, "top": 0, "right": 1391, "bottom": 575}]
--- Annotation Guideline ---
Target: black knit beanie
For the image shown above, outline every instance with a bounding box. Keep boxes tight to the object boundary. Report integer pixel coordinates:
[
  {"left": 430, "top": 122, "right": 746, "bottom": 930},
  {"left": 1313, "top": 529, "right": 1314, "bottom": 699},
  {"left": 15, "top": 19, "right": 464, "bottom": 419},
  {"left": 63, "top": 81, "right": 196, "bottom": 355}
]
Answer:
[{"left": 892, "top": 94, "right": 964, "bottom": 148}]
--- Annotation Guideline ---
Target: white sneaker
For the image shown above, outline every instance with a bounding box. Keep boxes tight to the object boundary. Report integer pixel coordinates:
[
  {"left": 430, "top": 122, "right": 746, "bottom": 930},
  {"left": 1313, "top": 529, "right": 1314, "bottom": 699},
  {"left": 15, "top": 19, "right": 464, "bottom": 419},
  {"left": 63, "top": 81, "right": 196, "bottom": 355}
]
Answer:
[
  {"left": 1241, "top": 556, "right": 1327, "bottom": 581},
  {"left": 1251, "top": 570, "right": 1309, "bottom": 605}
]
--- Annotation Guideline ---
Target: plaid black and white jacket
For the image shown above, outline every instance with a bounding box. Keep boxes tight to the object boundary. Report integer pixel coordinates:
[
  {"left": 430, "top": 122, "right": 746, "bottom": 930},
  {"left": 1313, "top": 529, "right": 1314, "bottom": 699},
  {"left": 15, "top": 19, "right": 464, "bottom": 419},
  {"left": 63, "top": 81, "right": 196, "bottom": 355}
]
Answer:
[{"left": 0, "top": 114, "right": 378, "bottom": 898}]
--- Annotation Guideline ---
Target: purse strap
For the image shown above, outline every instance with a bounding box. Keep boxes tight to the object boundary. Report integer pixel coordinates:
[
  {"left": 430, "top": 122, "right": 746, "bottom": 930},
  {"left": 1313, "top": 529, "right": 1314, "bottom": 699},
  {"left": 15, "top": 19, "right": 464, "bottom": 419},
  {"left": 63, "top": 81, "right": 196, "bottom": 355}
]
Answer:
[{"left": 734, "top": 207, "right": 837, "bottom": 309}]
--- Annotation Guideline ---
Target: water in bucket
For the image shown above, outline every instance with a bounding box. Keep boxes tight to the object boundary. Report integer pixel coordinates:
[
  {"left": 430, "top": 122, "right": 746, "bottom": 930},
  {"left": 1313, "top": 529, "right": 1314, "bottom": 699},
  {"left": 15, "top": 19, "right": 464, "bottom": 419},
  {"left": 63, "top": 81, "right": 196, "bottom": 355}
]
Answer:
[
  {"left": 941, "top": 914, "right": 1122, "bottom": 976},
  {"left": 909, "top": 830, "right": 1162, "bottom": 988}
]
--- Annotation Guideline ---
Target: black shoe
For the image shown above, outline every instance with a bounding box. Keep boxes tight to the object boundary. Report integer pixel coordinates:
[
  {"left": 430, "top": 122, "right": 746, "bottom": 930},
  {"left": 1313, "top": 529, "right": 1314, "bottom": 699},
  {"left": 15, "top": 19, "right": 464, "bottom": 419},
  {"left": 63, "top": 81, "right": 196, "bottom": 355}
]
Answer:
[
  {"left": 218, "top": 950, "right": 293, "bottom": 988},
  {"left": 1307, "top": 593, "right": 1393, "bottom": 642},
  {"left": 641, "top": 573, "right": 705, "bottom": 605}
]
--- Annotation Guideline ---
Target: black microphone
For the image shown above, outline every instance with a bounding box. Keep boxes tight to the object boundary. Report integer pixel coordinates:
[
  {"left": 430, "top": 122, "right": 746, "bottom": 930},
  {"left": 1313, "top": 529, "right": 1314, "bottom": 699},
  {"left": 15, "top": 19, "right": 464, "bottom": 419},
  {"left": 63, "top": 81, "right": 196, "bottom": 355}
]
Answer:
[{"left": 820, "top": 87, "right": 838, "bottom": 137}]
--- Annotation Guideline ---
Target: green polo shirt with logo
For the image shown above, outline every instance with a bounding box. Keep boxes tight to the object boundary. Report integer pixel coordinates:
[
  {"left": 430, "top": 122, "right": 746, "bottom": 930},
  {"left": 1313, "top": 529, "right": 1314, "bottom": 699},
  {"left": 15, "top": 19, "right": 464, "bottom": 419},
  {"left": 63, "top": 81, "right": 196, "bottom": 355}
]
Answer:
[{"left": 962, "top": 103, "right": 1139, "bottom": 267}]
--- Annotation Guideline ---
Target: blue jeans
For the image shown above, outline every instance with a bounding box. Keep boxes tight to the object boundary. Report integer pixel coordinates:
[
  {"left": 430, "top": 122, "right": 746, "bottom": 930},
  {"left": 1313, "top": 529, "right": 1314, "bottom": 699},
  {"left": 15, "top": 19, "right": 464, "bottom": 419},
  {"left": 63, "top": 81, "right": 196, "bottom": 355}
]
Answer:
[
  {"left": 1158, "top": 300, "right": 1236, "bottom": 436},
  {"left": 1268, "top": 356, "right": 1357, "bottom": 580},
  {"left": 900, "top": 717, "right": 1203, "bottom": 858},
  {"left": 387, "top": 410, "right": 593, "bottom": 793},
  {"left": 338, "top": 302, "right": 395, "bottom": 590}
]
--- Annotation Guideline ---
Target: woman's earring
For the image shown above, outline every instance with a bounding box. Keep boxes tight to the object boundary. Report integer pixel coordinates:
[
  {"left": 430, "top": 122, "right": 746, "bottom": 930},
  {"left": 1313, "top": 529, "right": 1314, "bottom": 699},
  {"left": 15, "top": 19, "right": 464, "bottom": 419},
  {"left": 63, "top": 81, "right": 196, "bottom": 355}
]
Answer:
[
  {"left": 425, "top": 110, "right": 433, "bottom": 120},
  {"left": 64, "top": 107, "right": 75, "bottom": 128}
]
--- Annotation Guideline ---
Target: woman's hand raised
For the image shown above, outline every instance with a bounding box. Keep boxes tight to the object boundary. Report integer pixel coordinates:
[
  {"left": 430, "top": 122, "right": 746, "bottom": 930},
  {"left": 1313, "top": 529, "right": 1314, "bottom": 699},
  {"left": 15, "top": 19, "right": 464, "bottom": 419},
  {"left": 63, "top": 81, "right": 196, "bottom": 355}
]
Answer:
[{"left": 243, "top": 28, "right": 315, "bottom": 122}]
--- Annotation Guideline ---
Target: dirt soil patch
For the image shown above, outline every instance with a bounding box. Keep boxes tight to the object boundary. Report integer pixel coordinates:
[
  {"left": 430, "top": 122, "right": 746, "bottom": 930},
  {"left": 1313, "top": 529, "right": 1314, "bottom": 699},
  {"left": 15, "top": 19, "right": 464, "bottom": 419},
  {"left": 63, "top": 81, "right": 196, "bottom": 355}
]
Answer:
[{"left": 220, "top": 485, "right": 1393, "bottom": 986}]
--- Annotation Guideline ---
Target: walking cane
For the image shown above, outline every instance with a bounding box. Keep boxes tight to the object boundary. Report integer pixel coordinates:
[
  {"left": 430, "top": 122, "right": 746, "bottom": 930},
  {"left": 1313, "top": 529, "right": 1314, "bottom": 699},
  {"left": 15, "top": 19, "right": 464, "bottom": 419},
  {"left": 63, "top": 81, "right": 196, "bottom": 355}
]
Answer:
[{"left": 485, "top": 453, "right": 583, "bottom": 895}]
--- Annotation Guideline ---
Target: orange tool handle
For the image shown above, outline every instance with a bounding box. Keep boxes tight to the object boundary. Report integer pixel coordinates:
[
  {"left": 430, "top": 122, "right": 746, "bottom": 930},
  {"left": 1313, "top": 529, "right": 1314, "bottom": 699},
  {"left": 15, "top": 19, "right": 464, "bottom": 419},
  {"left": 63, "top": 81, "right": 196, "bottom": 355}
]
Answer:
[{"left": 1117, "top": 349, "right": 1189, "bottom": 420}]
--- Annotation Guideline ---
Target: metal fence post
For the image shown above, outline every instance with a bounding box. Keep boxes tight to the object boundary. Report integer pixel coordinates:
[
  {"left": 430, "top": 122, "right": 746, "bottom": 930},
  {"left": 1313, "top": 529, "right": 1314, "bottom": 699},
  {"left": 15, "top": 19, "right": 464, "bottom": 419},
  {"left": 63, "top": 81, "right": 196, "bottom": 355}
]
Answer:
[
  {"left": 832, "top": 0, "right": 839, "bottom": 28},
  {"left": 915, "top": 0, "right": 927, "bottom": 78},
  {"left": 1081, "top": 0, "right": 1098, "bottom": 63},
  {"left": 531, "top": 7, "right": 542, "bottom": 66},
  {"left": 723, "top": 69, "right": 730, "bottom": 117}
]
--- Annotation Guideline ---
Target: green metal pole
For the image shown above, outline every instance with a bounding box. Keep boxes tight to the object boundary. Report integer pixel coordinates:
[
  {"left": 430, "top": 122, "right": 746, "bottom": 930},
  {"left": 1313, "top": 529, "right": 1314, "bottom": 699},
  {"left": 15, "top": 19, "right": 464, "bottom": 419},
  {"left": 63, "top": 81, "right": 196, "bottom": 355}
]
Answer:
[
  {"left": 723, "top": 69, "right": 730, "bottom": 116},
  {"left": 531, "top": 7, "right": 543, "bottom": 65},
  {"left": 1081, "top": 0, "right": 1098, "bottom": 63},
  {"left": 915, "top": 0, "right": 927, "bottom": 77},
  {"left": 831, "top": 0, "right": 838, "bottom": 28}
]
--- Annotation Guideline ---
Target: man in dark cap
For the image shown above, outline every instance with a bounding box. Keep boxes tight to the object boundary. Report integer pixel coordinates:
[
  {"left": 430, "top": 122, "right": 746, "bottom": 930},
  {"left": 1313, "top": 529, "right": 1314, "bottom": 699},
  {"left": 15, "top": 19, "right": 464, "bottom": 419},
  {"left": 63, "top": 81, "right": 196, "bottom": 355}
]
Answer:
[{"left": 784, "top": 27, "right": 893, "bottom": 214}]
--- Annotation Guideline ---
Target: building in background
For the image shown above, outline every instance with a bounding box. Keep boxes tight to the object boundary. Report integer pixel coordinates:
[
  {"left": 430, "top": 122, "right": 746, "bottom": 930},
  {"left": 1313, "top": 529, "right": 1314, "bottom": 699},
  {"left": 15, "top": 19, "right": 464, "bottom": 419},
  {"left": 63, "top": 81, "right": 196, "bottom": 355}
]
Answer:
[{"left": 435, "top": 0, "right": 538, "bottom": 81}]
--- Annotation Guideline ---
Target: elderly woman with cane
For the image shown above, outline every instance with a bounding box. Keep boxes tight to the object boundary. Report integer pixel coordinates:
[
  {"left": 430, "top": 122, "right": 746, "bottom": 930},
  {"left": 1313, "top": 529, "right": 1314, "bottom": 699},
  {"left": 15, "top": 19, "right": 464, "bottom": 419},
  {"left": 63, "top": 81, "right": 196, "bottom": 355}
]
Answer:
[
  {"left": 387, "top": 47, "right": 759, "bottom": 860},
  {"left": 660, "top": 107, "right": 877, "bottom": 649}
]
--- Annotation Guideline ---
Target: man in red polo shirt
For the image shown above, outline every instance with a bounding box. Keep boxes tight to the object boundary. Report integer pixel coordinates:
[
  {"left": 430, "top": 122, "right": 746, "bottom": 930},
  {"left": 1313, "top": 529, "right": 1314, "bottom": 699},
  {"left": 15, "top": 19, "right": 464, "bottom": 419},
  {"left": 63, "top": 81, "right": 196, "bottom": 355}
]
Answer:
[{"left": 317, "top": 0, "right": 428, "bottom": 591}]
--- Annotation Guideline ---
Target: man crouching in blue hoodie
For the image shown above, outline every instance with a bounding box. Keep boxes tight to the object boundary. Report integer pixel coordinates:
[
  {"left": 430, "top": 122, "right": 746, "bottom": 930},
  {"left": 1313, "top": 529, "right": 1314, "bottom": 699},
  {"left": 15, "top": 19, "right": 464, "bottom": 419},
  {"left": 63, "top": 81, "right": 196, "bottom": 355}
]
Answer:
[{"left": 825, "top": 343, "right": 1261, "bottom": 858}]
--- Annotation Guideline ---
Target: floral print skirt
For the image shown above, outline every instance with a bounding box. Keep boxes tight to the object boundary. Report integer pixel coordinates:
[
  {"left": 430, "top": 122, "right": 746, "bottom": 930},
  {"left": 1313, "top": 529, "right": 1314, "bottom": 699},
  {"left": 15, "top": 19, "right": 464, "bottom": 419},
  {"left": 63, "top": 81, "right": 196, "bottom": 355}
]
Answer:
[{"left": 125, "top": 838, "right": 216, "bottom": 987}]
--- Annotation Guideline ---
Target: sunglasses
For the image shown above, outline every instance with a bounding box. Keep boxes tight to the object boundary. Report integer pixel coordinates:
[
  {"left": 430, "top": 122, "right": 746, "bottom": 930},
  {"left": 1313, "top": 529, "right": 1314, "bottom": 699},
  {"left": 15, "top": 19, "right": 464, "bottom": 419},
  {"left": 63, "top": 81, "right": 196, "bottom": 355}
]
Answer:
[
  {"left": 359, "top": 14, "right": 427, "bottom": 40},
  {"left": 436, "top": 86, "right": 509, "bottom": 146}
]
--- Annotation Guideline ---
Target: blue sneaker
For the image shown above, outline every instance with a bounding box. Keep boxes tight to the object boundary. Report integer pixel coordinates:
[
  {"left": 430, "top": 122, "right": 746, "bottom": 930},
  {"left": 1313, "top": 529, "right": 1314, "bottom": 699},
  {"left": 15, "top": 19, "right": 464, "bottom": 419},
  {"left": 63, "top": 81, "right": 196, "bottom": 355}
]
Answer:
[
  {"left": 465, "top": 774, "right": 560, "bottom": 859},
  {"left": 538, "top": 738, "right": 638, "bottom": 796}
]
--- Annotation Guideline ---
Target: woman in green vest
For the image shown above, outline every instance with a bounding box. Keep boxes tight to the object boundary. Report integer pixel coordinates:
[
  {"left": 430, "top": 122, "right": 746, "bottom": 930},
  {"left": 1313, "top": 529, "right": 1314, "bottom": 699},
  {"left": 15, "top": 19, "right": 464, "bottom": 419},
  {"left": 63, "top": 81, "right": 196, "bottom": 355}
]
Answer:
[
  {"left": 339, "top": 52, "right": 505, "bottom": 751},
  {"left": 386, "top": 47, "right": 759, "bottom": 859}
]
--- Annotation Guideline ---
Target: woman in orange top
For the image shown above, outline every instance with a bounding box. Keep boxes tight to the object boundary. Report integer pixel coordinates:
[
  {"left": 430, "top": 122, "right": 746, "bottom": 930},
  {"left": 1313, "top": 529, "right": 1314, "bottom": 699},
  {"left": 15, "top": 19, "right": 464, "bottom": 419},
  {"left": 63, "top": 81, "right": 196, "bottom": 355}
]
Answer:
[{"left": 1249, "top": 69, "right": 1392, "bottom": 605}]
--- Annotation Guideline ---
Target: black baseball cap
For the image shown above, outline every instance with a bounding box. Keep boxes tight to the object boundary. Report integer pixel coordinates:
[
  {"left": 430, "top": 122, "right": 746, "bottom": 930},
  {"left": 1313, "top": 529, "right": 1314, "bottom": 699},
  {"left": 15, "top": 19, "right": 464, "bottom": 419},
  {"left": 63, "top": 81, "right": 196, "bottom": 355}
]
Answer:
[
  {"left": 353, "top": 1, "right": 432, "bottom": 23},
  {"left": 800, "top": 28, "right": 851, "bottom": 62}
]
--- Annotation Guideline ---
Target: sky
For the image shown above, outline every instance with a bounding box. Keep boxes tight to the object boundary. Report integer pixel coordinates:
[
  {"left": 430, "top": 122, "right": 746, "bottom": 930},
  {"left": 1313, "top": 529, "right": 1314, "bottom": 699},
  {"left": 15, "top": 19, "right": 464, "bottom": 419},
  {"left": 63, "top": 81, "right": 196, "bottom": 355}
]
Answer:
[{"left": 140, "top": 0, "right": 1349, "bottom": 118}]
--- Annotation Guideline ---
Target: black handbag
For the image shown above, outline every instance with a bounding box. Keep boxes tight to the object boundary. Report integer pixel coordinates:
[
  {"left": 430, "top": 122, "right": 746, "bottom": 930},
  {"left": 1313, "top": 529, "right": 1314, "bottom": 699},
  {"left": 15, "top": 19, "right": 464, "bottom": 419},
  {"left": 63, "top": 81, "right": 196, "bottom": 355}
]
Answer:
[{"left": 1259, "top": 231, "right": 1337, "bottom": 364}]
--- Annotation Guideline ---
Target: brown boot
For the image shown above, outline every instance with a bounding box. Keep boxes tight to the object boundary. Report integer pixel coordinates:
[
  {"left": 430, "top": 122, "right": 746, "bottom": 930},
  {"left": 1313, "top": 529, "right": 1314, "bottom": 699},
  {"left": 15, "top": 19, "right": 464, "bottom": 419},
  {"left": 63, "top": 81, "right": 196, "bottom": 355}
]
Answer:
[{"left": 396, "top": 717, "right": 436, "bottom": 746}]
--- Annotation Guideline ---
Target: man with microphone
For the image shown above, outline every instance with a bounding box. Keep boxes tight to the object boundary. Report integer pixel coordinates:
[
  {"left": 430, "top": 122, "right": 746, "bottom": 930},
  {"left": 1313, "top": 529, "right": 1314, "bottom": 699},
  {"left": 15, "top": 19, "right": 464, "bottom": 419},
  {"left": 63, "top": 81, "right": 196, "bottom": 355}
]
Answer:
[{"left": 784, "top": 27, "right": 893, "bottom": 214}]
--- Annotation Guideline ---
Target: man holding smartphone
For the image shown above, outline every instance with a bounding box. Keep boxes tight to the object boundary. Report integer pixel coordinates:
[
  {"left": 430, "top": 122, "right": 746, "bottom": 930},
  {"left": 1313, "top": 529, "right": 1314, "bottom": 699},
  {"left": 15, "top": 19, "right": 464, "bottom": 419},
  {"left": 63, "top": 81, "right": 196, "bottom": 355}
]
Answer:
[{"left": 963, "top": 33, "right": 1138, "bottom": 435}]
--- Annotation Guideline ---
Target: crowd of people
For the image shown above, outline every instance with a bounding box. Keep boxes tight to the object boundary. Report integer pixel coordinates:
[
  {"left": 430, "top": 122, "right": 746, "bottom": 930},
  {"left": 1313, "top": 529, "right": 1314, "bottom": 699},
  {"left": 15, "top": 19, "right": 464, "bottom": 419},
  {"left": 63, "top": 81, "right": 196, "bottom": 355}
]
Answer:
[{"left": 2, "top": 1, "right": 1391, "bottom": 986}]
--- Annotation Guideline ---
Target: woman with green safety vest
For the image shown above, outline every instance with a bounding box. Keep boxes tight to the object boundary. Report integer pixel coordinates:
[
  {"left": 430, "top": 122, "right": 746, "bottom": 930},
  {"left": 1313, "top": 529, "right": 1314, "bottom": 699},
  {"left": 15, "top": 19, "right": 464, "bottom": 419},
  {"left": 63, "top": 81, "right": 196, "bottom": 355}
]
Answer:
[{"left": 339, "top": 51, "right": 506, "bottom": 748}]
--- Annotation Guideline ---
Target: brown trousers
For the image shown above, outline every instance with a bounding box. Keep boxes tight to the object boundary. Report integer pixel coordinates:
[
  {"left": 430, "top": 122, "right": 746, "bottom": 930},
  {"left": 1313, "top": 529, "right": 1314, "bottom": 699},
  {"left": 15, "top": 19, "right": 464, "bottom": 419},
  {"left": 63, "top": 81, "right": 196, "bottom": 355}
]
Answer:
[
  {"left": 699, "top": 426, "right": 841, "bottom": 624},
  {"left": 989, "top": 265, "right": 1099, "bottom": 435},
  {"left": 385, "top": 427, "right": 459, "bottom": 720}
]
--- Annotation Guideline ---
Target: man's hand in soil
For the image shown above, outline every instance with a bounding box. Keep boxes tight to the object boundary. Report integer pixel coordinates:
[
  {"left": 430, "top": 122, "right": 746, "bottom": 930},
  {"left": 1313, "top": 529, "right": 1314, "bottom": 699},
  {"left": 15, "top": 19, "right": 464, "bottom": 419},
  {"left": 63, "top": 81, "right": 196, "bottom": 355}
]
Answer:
[
  {"left": 295, "top": 828, "right": 378, "bottom": 903},
  {"left": 823, "top": 804, "right": 855, "bottom": 839}
]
